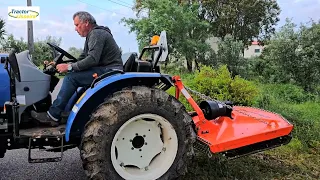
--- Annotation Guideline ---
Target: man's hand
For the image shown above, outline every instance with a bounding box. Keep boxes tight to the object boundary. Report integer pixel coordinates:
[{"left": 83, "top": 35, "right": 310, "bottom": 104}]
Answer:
[
  {"left": 43, "top": 60, "right": 55, "bottom": 66},
  {"left": 56, "top": 64, "right": 69, "bottom": 73}
]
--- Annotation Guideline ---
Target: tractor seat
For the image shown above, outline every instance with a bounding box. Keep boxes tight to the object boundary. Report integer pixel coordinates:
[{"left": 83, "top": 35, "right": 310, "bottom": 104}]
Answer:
[
  {"left": 123, "top": 53, "right": 152, "bottom": 72},
  {"left": 123, "top": 52, "right": 138, "bottom": 72}
]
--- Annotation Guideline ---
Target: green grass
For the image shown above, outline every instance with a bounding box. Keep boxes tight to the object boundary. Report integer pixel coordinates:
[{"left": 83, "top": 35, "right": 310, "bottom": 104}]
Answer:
[
  {"left": 179, "top": 145, "right": 319, "bottom": 180},
  {"left": 253, "top": 83, "right": 320, "bottom": 148}
]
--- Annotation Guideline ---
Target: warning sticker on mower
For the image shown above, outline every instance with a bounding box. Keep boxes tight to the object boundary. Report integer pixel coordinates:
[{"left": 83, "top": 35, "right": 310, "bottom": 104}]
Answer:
[{"left": 181, "top": 88, "right": 191, "bottom": 99}]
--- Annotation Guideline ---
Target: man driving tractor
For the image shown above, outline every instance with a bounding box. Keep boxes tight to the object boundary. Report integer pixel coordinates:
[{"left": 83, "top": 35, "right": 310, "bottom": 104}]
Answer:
[{"left": 31, "top": 11, "right": 123, "bottom": 127}]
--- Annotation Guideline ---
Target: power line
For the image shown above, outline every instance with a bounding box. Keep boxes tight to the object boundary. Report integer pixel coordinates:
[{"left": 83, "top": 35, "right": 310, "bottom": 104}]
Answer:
[
  {"left": 76, "top": 0, "right": 130, "bottom": 17},
  {"left": 106, "top": 0, "right": 133, "bottom": 8},
  {"left": 117, "top": 0, "right": 134, "bottom": 6}
]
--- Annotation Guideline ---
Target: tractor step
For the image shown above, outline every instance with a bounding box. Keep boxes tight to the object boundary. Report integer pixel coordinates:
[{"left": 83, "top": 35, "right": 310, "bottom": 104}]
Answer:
[
  {"left": 19, "top": 125, "right": 66, "bottom": 163},
  {"left": 28, "top": 136, "right": 64, "bottom": 163},
  {"left": 20, "top": 125, "right": 66, "bottom": 138}
]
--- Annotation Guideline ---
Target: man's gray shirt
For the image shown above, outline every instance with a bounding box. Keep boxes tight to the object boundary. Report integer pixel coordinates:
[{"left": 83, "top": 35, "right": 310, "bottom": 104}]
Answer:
[{"left": 71, "top": 25, "right": 123, "bottom": 71}]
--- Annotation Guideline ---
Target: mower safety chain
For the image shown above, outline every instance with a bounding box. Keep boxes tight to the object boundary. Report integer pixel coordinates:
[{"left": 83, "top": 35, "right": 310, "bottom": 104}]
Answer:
[{"left": 184, "top": 86, "right": 233, "bottom": 109}]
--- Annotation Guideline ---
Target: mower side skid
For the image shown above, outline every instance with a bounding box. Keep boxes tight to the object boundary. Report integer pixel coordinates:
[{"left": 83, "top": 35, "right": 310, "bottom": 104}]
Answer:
[{"left": 196, "top": 106, "right": 293, "bottom": 154}]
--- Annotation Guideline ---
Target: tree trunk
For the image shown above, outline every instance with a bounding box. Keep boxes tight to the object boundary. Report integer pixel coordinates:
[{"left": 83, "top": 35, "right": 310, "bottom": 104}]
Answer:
[{"left": 186, "top": 59, "right": 192, "bottom": 72}]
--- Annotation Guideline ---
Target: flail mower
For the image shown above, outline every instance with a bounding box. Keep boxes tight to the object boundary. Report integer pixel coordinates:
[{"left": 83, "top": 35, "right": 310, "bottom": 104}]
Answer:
[{"left": 0, "top": 31, "right": 293, "bottom": 180}]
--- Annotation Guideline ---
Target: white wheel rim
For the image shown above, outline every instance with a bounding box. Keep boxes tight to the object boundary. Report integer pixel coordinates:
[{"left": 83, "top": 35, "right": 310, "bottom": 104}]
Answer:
[{"left": 111, "top": 113, "right": 178, "bottom": 180}]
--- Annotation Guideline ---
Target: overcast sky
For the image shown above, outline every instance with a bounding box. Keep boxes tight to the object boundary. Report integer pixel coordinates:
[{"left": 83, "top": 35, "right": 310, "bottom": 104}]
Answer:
[{"left": 0, "top": 0, "right": 320, "bottom": 54}]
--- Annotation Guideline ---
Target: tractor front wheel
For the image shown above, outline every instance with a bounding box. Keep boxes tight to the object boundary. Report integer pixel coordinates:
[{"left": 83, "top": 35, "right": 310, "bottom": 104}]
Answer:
[{"left": 80, "top": 86, "right": 195, "bottom": 180}]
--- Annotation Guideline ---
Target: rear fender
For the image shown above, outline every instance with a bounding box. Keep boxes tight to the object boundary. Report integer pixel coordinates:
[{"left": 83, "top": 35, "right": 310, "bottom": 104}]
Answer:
[{"left": 65, "top": 72, "right": 173, "bottom": 142}]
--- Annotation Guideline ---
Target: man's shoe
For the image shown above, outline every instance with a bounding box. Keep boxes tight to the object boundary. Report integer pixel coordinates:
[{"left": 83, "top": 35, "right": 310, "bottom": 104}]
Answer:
[
  {"left": 60, "top": 111, "right": 70, "bottom": 124},
  {"left": 61, "top": 111, "right": 70, "bottom": 119},
  {"left": 31, "top": 111, "right": 60, "bottom": 127}
]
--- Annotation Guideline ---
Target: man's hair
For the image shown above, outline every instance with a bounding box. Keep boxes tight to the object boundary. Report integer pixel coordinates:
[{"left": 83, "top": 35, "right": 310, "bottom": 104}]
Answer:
[{"left": 73, "top": 11, "right": 96, "bottom": 25}]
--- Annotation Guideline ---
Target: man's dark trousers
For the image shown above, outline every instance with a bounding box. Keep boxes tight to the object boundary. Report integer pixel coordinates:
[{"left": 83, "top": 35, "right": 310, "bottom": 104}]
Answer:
[{"left": 47, "top": 66, "right": 119, "bottom": 120}]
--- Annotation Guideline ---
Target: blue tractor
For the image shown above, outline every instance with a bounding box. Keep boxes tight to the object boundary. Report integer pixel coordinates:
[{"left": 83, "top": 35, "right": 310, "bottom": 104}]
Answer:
[
  {"left": 0, "top": 31, "right": 294, "bottom": 180},
  {"left": 0, "top": 31, "right": 198, "bottom": 180}
]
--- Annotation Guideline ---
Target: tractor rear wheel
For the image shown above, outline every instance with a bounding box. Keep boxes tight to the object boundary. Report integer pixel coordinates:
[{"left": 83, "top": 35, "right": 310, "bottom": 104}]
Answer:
[{"left": 80, "top": 86, "right": 196, "bottom": 180}]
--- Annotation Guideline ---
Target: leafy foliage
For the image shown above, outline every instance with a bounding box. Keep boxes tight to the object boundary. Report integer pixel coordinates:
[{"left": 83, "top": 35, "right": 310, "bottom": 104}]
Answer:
[
  {"left": 166, "top": 69, "right": 320, "bottom": 179},
  {"left": 198, "top": 0, "right": 281, "bottom": 46},
  {"left": 1, "top": 34, "right": 28, "bottom": 53},
  {"left": 131, "top": 0, "right": 281, "bottom": 72},
  {"left": 0, "top": 34, "right": 61, "bottom": 66},
  {"left": 67, "top": 47, "right": 83, "bottom": 58},
  {"left": 215, "top": 35, "right": 246, "bottom": 77},
  {"left": 188, "top": 65, "right": 259, "bottom": 106},
  {"left": 122, "top": 0, "right": 213, "bottom": 71},
  {"left": 253, "top": 83, "right": 320, "bottom": 148},
  {"left": 0, "top": 18, "right": 5, "bottom": 41},
  {"left": 253, "top": 19, "right": 320, "bottom": 92},
  {"left": 32, "top": 36, "right": 62, "bottom": 66}
]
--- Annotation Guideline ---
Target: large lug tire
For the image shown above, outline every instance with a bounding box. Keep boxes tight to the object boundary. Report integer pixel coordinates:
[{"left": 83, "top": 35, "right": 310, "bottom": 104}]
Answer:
[{"left": 80, "top": 86, "right": 196, "bottom": 180}]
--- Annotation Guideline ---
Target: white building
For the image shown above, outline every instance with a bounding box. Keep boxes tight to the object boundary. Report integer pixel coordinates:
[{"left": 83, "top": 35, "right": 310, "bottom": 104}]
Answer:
[
  {"left": 243, "top": 41, "right": 265, "bottom": 58},
  {"left": 206, "top": 36, "right": 265, "bottom": 58}
]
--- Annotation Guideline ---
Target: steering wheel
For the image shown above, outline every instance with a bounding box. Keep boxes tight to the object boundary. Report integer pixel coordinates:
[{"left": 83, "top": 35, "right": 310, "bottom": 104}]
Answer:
[{"left": 47, "top": 42, "right": 77, "bottom": 63}]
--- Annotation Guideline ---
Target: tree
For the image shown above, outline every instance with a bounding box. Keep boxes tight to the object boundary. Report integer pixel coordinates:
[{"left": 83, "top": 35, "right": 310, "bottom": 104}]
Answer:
[
  {"left": 122, "top": 0, "right": 213, "bottom": 72},
  {"left": 0, "top": 34, "right": 28, "bottom": 53},
  {"left": 197, "top": 0, "right": 280, "bottom": 47},
  {"left": 32, "top": 35, "right": 62, "bottom": 66},
  {"left": 216, "top": 35, "right": 245, "bottom": 77},
  {"left": 294, "top": 20, "right": 320, "bottom": 92},
  {"left": 0, "top": 18, "right": 5, "bottom": 40},
  {"left": 0, "top": 34, "right": 62, "bottom": 66},
  {"left": 255, "top": 19, "right": 320, "bottom": 92},
  {"left": 68, "top": 46, "right": 83, "bottom": 58}
]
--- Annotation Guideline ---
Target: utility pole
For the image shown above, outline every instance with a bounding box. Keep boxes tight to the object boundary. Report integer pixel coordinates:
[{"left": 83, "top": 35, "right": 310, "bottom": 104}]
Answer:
[{"left": 27, "top": 0, "right": 34, "bottom": 54}]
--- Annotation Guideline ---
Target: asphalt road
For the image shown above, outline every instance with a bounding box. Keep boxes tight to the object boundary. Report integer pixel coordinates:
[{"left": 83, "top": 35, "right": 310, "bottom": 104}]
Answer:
[
  {"left": 0, "top": 149, "right": 86, "bottom": 180},
  {"left": 0, "top": 79, "right": 87, "bottom": 180}
]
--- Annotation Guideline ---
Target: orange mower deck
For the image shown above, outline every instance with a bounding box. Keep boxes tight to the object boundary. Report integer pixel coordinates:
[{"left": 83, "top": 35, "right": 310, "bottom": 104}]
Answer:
[{"left": 172, "top": 76, "right": 294, "bottom": 158}]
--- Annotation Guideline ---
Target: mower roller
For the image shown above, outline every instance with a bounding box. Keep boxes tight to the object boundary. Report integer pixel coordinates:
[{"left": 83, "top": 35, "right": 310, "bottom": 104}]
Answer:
[{"left": 0, "top": 31, "right": 293, "bottom": 180}]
